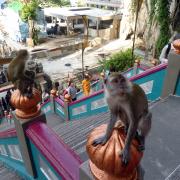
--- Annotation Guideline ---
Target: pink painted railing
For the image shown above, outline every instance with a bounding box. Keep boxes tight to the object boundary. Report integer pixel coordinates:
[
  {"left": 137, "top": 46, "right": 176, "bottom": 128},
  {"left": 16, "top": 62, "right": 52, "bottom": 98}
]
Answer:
[{"left": 26, "top": 121, "right": 82, "bottom": 180}]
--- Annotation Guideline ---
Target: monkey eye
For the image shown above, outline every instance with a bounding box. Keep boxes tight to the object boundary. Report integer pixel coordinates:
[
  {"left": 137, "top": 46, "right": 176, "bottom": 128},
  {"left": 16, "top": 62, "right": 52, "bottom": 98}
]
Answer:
[{"left": 120, "top": 78, "right": 126, "bottom": 83}]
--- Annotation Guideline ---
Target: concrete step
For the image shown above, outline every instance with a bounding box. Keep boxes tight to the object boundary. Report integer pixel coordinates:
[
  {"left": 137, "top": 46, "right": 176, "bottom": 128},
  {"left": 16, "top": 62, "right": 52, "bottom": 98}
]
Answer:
[{"left": 53, "top": 112, "right": 110, "bottom": 161}]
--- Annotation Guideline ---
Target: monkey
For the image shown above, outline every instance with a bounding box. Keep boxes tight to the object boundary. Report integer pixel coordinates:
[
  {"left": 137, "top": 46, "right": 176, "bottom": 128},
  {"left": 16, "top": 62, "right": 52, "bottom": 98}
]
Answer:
[
  {"left": 7, "top": 49, "right": 36, "bottom": 98},
  {"left": 92, "top": 73, "right": 152, "bottom": 165},
  {"left": 7, "top": 49, "right": 28, "bottom": 83}
]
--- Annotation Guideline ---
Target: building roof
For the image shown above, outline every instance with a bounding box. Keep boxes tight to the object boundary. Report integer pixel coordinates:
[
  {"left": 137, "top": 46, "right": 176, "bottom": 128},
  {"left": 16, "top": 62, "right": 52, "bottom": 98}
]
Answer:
[{"left": 44, "top": 7, "right": 120, "bottom": 20}]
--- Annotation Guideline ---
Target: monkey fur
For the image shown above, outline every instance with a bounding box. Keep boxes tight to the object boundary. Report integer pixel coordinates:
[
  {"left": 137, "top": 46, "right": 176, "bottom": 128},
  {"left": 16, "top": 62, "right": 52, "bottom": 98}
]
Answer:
[
  {"left": 7, "top": 49, "right": 36, "bottom": 98},
  {"left": 92, "top": 73, "right": 152, "bottom": 165}
]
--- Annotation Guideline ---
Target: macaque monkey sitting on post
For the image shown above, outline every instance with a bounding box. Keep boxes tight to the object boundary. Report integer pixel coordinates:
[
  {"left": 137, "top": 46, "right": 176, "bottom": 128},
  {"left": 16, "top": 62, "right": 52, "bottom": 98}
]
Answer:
[
  {"left": 7, "top": 49, "right": 37, "bottom": 98},
  {"left": 92, "top": 73, "right": 152, "bottom": 165}
]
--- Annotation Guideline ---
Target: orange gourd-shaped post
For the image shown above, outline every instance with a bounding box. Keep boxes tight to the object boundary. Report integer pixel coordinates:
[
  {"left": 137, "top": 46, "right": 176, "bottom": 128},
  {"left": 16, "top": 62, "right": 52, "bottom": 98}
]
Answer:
[
  {"left": 50, "top": 89, "right": 57, "bottom": 97},
  {"left": 11, "top": 88, "right": 41, "bottom": 119},
  {"left": 64, "top": 94, "right": 71, "bottom": 121},
  {"left": 86, "top": 124, "right": 143, "bottom": 180}
]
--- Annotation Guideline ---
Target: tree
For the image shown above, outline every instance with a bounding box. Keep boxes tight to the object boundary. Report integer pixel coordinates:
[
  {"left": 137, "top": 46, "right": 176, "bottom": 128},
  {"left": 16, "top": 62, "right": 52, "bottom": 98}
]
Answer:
[
  {"left": 20, "top": 0, "right": 39, "bottom": 44},
  {"left": 39, "top": 0, "right": 70, "bottom": 7}
]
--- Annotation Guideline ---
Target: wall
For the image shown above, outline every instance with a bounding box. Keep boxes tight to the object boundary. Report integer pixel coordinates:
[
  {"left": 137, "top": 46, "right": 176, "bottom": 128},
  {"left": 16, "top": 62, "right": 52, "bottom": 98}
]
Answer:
[{"left": 89, "top": 27, "right": 114, "bottom": 40}]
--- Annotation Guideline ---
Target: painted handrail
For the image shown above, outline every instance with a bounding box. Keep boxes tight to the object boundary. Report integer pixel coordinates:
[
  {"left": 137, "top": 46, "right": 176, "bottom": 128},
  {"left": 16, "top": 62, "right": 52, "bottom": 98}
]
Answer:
[
  {"left": 66, "top": 63, "right": 168, "bottom": 120},
  {"left": 26, "top": 121, "right": 82, "bottom": 180},
  {"left": 37, "top": 63, "right": 169, "bottom": 121},
  {"left": 54, "top": 97, "right": 65, "bottom": 118},
  {"left": 68, "top": 90, "right": 107, "bottom": 120},
  {"left": 0, "top": 120, "right": 82, "bottom": 179},
  {"left": 123, "top": 65, "right": 148, "bottom": 78},
  {"left": 0, "top": 127, "right": 16, "bottom": 138},
  {"left": 129, "top": 63, "right": 167, "bottom": 81},
  {"left": 41, "top": 99, "right": 52, "bottom": 115},
  {"left": 0, "top": 128, "right": 29, "bottom": 179}
]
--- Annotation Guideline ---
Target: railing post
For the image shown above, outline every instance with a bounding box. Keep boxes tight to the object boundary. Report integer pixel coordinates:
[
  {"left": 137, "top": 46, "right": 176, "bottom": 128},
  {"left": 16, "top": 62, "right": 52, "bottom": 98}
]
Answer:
[
  {"left": 50, "top": 89, "right": 57, "bottom": 113},
  {"left": 133, "top": 59, "right": 140, "bottom": 75},
  {"left": 161, "top": 40, "right": 180, "bottom": 98},
  {"left": 10, "top": 88, "right": 46, "bottom": 178},
  {"left": 64, "top": 94, "right": 71, "bottom": 121}
]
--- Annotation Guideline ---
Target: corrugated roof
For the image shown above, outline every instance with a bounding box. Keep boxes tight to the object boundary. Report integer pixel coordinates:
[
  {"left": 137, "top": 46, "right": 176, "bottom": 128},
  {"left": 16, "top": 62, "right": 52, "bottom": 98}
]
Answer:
[{"left": 44, "top": 7, "right": 120, "bottom": 20}]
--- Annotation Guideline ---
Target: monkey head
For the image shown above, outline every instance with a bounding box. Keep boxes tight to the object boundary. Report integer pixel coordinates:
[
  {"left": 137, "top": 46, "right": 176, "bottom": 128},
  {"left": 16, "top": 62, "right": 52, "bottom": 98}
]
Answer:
[
  {"left": 104, "top": 73, "right": 132, "bottom": 96},
  {"left": 17, "top": 49, "right": 29, "bottom": 61}
]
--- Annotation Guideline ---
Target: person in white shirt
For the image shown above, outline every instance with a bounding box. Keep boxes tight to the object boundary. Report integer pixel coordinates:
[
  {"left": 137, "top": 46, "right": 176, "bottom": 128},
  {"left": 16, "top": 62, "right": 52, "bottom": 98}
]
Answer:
[
  {"left": 159, "top": 33, "right": 180, "bottom": 63},
  {"left": 67, "top": 82, "right": 77, "bottom": 101}
]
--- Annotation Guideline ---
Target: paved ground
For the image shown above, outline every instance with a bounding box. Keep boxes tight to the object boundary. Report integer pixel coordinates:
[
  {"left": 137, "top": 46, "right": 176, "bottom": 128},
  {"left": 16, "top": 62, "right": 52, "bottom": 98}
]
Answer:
[
  {"left": 37, "top": 39, "right": 133, "bottom": 80},
  {"left": 142, "top": 95, "right": 180, "bottom": 180}
]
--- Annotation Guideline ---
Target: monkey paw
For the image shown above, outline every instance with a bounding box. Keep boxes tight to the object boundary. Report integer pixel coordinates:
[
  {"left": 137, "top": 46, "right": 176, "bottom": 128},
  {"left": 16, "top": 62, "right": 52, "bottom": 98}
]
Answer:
[
  {"left": 120, "top": 148, "right": 130, "bottom": 165},
  {"left": 92, "top": 136, "right": 107, "bottom": 146}
]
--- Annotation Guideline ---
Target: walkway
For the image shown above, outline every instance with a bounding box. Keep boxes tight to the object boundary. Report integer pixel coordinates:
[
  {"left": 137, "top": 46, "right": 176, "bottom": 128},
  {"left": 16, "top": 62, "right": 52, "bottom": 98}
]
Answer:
[{"left": 142, "top": 95, "right": 180, "bottom": 179}]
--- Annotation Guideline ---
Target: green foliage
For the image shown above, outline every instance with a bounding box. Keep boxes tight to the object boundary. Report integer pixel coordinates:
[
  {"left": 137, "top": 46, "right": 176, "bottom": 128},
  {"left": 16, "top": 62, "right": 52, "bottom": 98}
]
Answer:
[
  {"left": 99, "top": 49, "right": 138, "bottom": 72},
  {"left": 39, "top": 0, "right": 70, "bottom": 7},
  {"left": 20, "top": 0, "right": 39, "bottom": 22},
  {"left": 8, "top": 0, "right": 23, "bottom": 12},
  {"left": 149, "top": 0, "right": 158, "bottom": 23},
  {"left": 149, "top": 0, "right": 172, "bottom": 57},
  {"left": 156, "top": 0, "right": 171, "bottom": 57}
]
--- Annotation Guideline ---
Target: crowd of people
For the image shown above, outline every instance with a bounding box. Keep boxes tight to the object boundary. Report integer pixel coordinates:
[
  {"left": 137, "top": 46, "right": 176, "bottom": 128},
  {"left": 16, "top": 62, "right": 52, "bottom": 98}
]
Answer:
[{"left": 42, "top": 72, "right": 106, "bottom": 104}]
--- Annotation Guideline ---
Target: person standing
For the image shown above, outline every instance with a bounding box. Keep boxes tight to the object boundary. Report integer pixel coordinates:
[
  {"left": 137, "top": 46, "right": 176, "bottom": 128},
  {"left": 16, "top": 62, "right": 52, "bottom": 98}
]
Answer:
[
  {"left": 67, "top": 81, "right": 77, "bottom": 101},
  {"left": 159, "top": 33, "right": 180, "bottom": 63},
  {"left": 82, "top": 74, "right": 91, "bottom": 96}
]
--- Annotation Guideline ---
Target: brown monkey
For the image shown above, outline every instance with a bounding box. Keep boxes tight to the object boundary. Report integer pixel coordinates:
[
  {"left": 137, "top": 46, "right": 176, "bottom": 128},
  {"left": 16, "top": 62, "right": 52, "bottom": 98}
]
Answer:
[
  {"left": 7, "top": 49, "right": 36, "bottom": 98},
  {"left": 7, "top": 49, "right": 29, "bottom": 83},
  {"left": 92, "top": 73, "right": 152, "bottom": 165}
]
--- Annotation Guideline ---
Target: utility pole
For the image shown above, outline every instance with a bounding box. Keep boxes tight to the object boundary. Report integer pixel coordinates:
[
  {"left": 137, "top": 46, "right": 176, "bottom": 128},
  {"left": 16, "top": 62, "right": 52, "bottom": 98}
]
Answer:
[{"left": 81, "top": 15, "right": 88, "bottom": 79}]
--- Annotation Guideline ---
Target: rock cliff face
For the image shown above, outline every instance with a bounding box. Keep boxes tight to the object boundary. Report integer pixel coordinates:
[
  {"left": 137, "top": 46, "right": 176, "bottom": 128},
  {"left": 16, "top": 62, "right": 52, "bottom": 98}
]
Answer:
[{"left": 120, "top": 0, "right": 179, "bottom": 58}]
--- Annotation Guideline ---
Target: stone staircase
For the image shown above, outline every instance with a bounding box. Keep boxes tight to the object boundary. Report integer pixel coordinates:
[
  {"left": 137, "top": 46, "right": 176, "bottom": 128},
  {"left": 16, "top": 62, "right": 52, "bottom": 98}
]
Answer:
[{"left": 53, "top": 112, "right": 110, "bottom": 161}]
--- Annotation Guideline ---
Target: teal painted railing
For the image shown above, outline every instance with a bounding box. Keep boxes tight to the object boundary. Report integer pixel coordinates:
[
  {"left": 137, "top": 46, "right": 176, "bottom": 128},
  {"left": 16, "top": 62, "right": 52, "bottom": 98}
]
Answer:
[
  {"left": 175, "top": 75, "right": 180, "bottom": 96},
  {"left": 41, "top": 100, "right": 52, "bottom": 115},
  {"left": 130, "top": 64, "right": 167, "bottom": 101},
  {"left": 66, "top": 64, "right": 168, "bottom": 120},
  {"left": 0, "top": 129, "right": 33, "bottom": 179},
  {"left": 123, "top": 66, "right": 147, "bottom": 78},
  {"left": 45, "top": 63, "right": 176, "bottom": 121},
  {"left": 0, "top": 120, "right": 81, "bottom": 179},
  {"left": 68, "top": 90, "right": 108, "bottom": 120},
  {"left": 54, "top": 98, "right": 65, "bottom": 118}
]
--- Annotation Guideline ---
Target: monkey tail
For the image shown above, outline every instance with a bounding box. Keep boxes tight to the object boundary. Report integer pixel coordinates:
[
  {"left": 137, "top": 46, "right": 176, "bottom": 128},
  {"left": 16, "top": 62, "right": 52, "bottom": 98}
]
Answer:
[{"left": 138, "top": 112, "right": 152, "bottom": 137}]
